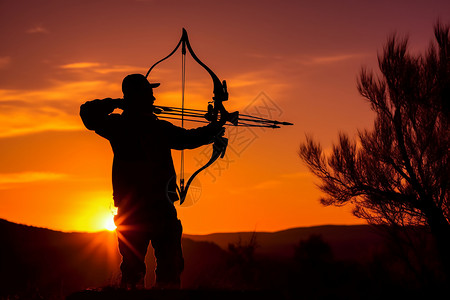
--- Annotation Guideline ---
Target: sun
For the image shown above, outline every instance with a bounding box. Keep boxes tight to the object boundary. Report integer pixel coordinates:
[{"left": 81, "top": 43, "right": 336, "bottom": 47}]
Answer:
[{"left": 102, "top": 214, "right": 117, "bottom": 231}]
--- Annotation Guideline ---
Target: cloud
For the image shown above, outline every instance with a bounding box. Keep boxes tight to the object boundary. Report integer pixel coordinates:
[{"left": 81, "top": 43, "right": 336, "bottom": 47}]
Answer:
[
  {"left": 0, "top": 172, "right": 67, "bottom": 189},
  {"left": 0, "top": 56, "right": 11, "bottom": 69},
  {"left": 310, "top": 54, "right": 362, "bottom": 64},
  {"left": 0, "top": 58, "right": 289, "bottom": 138},
  {"left": 280, "top": 172, "right": 313, "bottom": 179},
  {"left": 244, "top": 52, "right": 365, "bottom": 67},
  {"left": 60, "top": 62, "right": 102, "bottom": 69},
  {"left": 224, "top": 69, "right": 291, "bottom": 110},
  {"left": 60, "top": 61, "right": 143, "bottom": 74},
  {"left": 0, "top": 80, "right": 120, "bottom": 137},
  {"left": 26, "top": 25, "right": 49, "bottom": 34},
  {"left": 94, "top": 65, "right": 144, "bottom": 75},
  {"left": 244, "top": 53, "right": 284, "bottom": 60},
  {"left": 228, "top": 179, "right": 283, "bottom": 195},
  {"left": 295, "top": 53, "right": 367, "bottom": 65},
  {"left": 252, "top": 179, "right": 282, "bottom": 189}
]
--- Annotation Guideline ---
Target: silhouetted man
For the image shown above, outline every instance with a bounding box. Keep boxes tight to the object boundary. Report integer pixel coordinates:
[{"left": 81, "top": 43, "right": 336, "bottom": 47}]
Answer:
[{"left": 80, "top": 74, "right": 225, "bottom": 289}]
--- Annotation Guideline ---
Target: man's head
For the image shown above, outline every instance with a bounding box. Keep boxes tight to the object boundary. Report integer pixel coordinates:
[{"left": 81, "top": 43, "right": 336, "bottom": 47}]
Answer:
[{"left": 122, "top": 74, "right": 159, "bottom": 111}]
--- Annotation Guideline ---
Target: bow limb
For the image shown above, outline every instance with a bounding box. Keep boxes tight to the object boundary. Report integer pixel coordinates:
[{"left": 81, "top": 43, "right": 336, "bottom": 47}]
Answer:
[
  {"left": 145, "top": 31, "right": 184, "bottom": 78},
  {"left": 182, "top": 29, "right": 227, "bottom": 101},
  {"left": 182, "top": 29, "right": 239, "bottom": 125},
  {"left": 179, "top": 136, "right": 228, "bottom": 204}
]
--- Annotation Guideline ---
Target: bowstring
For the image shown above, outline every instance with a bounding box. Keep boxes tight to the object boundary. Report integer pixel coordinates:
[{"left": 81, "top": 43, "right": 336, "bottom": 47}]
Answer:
[{"left": 180, "top": 40, "right": 186, "bottom": 196}]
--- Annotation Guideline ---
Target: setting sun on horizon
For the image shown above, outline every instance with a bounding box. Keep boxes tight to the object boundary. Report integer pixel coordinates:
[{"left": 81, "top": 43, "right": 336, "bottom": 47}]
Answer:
[
  {"left": 0, "top": 0, "right": 448, "bottom": 234},
  {"left": 102, "top": 215, "right": 117, "bottom": 232}
]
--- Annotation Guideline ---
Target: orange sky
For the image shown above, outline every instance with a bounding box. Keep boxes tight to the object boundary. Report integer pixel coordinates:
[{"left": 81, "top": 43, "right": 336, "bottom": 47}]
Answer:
[{"left": 0, "top": 0, "right": 448, "bottom": 234}]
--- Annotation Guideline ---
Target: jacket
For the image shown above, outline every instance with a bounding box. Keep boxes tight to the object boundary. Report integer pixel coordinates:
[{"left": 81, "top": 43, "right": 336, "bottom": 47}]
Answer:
[{"left": 80, "top": 98, "right": 222, "bottom": 206}]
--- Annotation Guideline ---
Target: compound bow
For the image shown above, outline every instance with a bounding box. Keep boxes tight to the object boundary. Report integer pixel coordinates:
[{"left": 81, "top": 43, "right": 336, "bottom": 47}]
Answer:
[{"left": 146, "top": 28, "right": 292, "bottom": 204}]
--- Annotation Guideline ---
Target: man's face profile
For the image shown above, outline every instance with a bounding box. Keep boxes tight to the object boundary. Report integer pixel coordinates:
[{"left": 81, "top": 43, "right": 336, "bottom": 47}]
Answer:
[{"left": 122, "top": 74, "right": 158, "bottom": 111}]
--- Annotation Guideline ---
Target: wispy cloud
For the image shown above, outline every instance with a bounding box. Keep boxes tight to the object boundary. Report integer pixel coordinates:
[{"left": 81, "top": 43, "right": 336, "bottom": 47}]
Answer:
[
  {"left": 0, "top": 59, "right": 288, "bottom": 138},
  {"left": 244, "top": 53, "right": 284, "bottom": 60},
  {"left": 0, "top": 80, "right": 119, "bottom": 137},
  {"left": 310, "top": 54, "right": 362, "bottom": 64},
  {"left": 60, "top": 61, "right": 142, "bottom": 75},
  {"left": 26, "top": 25, "right": 49, "bottom": 34},
  {"left": 295, "top": 53, "right": 367, "bottom": 65},
  {"left": 224, "top": 69, "right": 291, "bottom": 110},
  {"left": 0, "top": 172, "right": 67, "bottom": 188},
  {"left": 245, "top": 52, "right": 365, "bottom": 66},
  {"left": 228, "top": 179, "right": 283, "bottom": 195},
  {"left": 0, "top": 56, "right": 11, "bottom": 69},
  {"left": 60, "top": 62, "right": 102, "bottom": 69},
  {"left": 280, "top": 172, "right": 313, "bottom": 179},
  {"left": 228, "top": 172, "right": 315, "bottom": 195}
]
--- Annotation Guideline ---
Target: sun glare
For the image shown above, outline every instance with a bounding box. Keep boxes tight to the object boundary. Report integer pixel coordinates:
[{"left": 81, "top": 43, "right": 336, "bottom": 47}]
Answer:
[{"left": 103, "top": 215, "right": 117, "bottom": 231}]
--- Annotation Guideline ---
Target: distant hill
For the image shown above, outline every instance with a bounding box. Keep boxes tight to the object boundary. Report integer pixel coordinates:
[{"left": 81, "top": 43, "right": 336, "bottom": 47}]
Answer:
[
  {"left": 0, "top": 218, "right": 232, "bottom": 298},
  {"left": 0, "top": 219, "right": 121, "bottom": 298},
  {"left": 0, "top": 219, "right": 389, "bottom": 299},
  {"left": 184, "top": 224, "right": 385, "bottom": 261}
]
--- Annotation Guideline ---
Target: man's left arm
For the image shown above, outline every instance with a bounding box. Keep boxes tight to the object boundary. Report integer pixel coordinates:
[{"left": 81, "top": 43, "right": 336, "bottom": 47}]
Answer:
[{"left": 163, "top": 121, "right": 225, "bottom": 150}]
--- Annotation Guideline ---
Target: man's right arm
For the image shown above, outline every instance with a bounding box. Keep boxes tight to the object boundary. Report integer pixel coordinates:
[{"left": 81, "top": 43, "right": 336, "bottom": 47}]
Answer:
[
  {"left": 80, "top": 98, "right": 124, "bottom": 138},
  {"left": 80, "top": 98, "right": 123, "bottom": 130}
]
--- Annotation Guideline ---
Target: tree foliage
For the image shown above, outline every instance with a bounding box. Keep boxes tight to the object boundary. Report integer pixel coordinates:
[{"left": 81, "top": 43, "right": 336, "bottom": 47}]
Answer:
[{"left": 299, "top": 23, "right": 449, "bottom": 271}]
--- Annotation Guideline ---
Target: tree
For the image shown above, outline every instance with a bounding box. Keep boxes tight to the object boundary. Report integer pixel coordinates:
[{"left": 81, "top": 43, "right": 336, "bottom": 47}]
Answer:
[
  {"left": 299, "top": 23, "right": 449, "bottom": 276},
  {"left": 294, "top": 234, "right": 333, "bottom": 266}
]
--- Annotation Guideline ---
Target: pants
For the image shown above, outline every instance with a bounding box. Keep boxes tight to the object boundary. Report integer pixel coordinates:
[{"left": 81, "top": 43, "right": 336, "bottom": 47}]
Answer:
[{"left": 114, "top": 200, "right": 184, "bottom": 288}]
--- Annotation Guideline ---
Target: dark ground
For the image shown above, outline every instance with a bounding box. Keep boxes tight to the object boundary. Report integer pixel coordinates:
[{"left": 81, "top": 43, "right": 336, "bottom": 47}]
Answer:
[
  {"left": 0, "top": 219, "right": 447, "bottom": 300},
  {"left": 67, "top": 288, "right": 285, "bottom": 300}
]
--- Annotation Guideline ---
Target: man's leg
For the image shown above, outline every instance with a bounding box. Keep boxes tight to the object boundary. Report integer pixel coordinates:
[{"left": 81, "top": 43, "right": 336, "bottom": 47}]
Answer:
[
  {"left": 151, "top": 218, "right": 184, "bottom": 288},
  {"left": 116, "top": 222, "right": 151, "bottom": 288}
]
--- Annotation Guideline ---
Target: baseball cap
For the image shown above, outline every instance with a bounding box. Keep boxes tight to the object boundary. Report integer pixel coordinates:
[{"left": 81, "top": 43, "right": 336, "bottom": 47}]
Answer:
[{"left": 122, "top": 74, "right": 160, "bottom": 96}]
